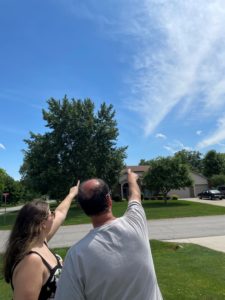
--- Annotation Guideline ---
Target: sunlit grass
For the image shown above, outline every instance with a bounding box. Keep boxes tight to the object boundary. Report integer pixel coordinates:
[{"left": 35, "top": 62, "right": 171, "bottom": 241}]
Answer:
[{"left": 1, "top": 241, "right": 225, "bottom": 299}]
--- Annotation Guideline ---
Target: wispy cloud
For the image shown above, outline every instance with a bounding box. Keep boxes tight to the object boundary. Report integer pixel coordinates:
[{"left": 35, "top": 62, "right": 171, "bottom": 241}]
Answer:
[
  {"left": 58, "top": 0, "right": 225, "bottom": 146},
  {"left": 164, "top": 140, "right": 192, "bottom": 154},
  {"left": 123, "top": 0, "right": 225, "bottom": 136},
  {"left": 0, "top": 143, "right": 6, "bottom": 150},
  {"left": 196, "top": 130, "right": 202, "bottom": 136},
  {"left": 197, "top": 117, "right": 225, "bottom": 149},
  {"left": 155, "top": 133, "right": 167, "bottom": 139}
]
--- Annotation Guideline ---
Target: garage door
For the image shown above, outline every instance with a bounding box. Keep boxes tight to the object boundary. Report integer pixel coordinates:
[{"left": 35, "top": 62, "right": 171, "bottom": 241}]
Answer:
[{"left": 195, "top": 184, "right": 208, "bottom": 196}]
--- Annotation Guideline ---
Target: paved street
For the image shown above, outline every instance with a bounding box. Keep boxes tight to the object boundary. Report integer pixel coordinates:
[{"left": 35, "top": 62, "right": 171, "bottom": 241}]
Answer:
[
  {"left": 1, "top": 215, "right": 225, "bottom": 252},
  {"left": 1, "top": 198, "right": 225, "bottom": 253},
  {"left": 0, "top": 204, "right": 24, "bottom": 215}
]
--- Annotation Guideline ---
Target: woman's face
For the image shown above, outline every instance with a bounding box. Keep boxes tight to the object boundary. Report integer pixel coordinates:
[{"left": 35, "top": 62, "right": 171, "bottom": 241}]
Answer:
[{"left": 42, "top": 209, "right": 55, "bottom": 233}]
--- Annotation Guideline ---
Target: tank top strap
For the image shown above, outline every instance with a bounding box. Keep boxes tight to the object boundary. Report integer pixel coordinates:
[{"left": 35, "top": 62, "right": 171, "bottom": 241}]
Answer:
[
  {"left": 44, "top": 240, "right": 62, "bottom": 266},
  {"left": 28, "top": 251, "right": 52, "bottom": 272}
]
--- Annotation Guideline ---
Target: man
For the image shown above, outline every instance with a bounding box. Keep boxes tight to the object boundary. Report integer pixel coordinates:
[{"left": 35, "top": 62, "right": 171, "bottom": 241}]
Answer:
[{"left": 55, "top": 169, "right": 163, "bottom": 300}]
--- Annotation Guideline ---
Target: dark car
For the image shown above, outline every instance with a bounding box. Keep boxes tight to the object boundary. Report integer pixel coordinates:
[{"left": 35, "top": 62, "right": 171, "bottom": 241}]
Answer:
[
  {"left": 198, "top": 189, "right": 224, "bottom": 200},
  {"left": 217, "top": 186, "right": 225, "bottom": 195}
]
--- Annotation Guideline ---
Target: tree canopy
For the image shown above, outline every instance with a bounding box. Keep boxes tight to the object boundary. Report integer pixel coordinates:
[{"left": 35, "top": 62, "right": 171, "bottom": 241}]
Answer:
[
  {"left": 210, "top": 174, "right": 225, "bottom": 188},
  {"left": 140, "top": 149, "right": 225, "bottom": 181},
  {"left": 0, "top": 168, "right": 33, "bottom": 204},
  {"left": 202, "top": 150, "right": 225, "bottom": 178},
  {"left": 143, "top": 156, "right": 193, "bottom": 200},
  {"left": 174, "top": 150, "right": 203, "bottom": 173},
  {"left": 20, "top": 97, "right": 127, "bottom": 199}
]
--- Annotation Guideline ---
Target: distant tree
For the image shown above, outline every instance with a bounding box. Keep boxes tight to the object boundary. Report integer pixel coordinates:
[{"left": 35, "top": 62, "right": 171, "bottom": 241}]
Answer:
[
  {"left": 144, "top": 156, "right": 193, "bottom": 203},
  {"left": 0, "top": 168, "right": 8, "bottom": 196},
  {"left": 174, "top": 150, "right": 203, "bottom": 173},
  {"left": 0, "top": 168, "right": 33, "bottom": 204},
  {"left": 139, "top": 159, "right": 152, "bottom": 165},
  {"left": 209, "top": 174, "right": 225, "bottom": 188},
  {"left": 217, "top": 153, "right": 225, "bottom": 174},
  {"left": 202, "top": 150, "right": 224, "bottom": 178},
  {"left": 20, "top": 97, "right": 127, "bottom": 199},
  {"left": 139, "top": 158, "right": 163, "bottom": 167}
]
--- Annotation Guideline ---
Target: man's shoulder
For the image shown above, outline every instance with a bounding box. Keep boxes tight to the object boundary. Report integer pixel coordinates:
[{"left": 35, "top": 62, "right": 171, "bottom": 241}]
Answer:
[{"left": 68, "top": 231, "right": 95, "bottom": 255}]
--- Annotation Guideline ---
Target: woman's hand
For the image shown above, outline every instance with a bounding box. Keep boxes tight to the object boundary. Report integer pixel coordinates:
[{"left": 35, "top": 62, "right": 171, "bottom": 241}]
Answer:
[
  {"left": 46, "top": 179, "right": 80, "bottom": 241},
  {"left": 68, "top": 180, "right": 80, "bottom": 200}
]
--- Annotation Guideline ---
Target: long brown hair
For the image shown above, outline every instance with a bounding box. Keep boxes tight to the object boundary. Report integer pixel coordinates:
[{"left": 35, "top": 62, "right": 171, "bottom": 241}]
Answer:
[{"left": 3, "top": 200, "right": 49, "bottom": 283}]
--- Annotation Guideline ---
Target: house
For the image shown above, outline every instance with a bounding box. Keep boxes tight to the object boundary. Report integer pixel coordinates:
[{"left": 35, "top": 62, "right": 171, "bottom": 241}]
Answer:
[{"left": 118, "top": 166, "right": 208, "bottom": 199}]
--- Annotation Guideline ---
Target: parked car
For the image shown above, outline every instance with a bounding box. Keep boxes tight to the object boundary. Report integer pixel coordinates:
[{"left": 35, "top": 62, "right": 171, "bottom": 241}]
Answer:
[
  {"left": 217, "top": 186, "right": 225, "bottom": 195},
  {"left": 198, "top": 189, "right": 224, "bottom": 200}
]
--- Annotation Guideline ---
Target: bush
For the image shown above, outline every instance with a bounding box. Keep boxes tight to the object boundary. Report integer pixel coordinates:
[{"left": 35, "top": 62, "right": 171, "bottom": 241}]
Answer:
[
  {"left": 150, "top": 195, "right": 171, "bottom": 201},
  {"left": 113, "top": 194, "right": 122, "bottom": 202},
  {"left": 171, "top": 194, "right": 178, "bottom": 200}
]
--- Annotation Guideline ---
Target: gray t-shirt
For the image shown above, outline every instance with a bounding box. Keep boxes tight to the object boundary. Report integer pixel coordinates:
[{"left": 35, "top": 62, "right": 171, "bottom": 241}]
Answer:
[{"left": 55, "top": 200, "right": 163, "bottom": 300}]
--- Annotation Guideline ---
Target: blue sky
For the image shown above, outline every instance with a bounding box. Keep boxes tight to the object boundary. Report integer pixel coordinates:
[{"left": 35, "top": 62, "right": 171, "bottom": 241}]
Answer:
[{"left": 1, "top": 0, "right": 225, "bottom": 180}]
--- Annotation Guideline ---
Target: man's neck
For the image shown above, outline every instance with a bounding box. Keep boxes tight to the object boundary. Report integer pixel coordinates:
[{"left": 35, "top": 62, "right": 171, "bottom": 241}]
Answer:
[{"left": 91, "top": 211, "right": 117, "bottom": 228}]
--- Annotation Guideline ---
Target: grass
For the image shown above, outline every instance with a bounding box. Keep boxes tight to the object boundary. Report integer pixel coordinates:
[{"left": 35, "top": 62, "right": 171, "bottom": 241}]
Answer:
[
  {"left": 1, "top": 241, "right": 225, "bottom": 299},
  {"left": 151, "top": 240, "right": 225, "bottom": 299},
  {"left": 1, "top": 199, "right": 225, "bottom": 229}
]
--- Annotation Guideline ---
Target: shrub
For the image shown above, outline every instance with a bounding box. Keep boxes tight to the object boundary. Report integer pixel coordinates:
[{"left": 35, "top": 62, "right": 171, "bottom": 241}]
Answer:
[
  {"left": 171, "top": 194, "right": 178, "bottom": 200},
  {"left": 113, "top": 194, "right": 122, "bottom": 202}
]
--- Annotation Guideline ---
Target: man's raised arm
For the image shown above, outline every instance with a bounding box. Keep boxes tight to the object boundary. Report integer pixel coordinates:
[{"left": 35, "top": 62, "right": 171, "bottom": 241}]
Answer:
[{"left": 127, "top": 168, "right": 141, "bottom": 203}]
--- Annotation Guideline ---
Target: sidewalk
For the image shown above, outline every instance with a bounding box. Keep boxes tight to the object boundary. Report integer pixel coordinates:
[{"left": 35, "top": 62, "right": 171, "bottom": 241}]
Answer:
[
  {"left": 0, "top": 204, "right": 24, "bottom": 215},
  {"left": 165, "top": 197, "right": 225, "bottom": 252},
  {"left": 164, "top": 235, "right": 225, "bottom": 253},
  {"left": 0, "top": 200, "right": 56, "bottom": 215}
]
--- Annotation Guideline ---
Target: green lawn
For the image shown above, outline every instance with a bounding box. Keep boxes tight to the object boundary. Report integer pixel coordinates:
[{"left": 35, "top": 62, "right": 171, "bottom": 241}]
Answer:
[
  {"left": 152, "top": 240, "right": 225, "bottom": 299},
  {"left": 1, "top": 241, "right": 225, "bottom": 299},
  {"left": 1, "top": 199, "right": 225, "bottom": 229}
]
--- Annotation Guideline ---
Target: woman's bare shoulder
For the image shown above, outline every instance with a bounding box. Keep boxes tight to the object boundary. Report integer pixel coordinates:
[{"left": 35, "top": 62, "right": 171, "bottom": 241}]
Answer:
[{"left": 13, "top": 252, "right": 43, "bottom": 277}]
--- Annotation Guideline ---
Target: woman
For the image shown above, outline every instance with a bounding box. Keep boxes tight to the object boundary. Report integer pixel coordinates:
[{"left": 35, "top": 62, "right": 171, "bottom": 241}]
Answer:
[{"left": 3, "top": 181, "right": 80, "bottom": 300}]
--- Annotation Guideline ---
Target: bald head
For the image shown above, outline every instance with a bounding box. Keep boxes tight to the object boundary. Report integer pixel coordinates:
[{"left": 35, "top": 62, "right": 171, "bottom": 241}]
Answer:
[
  {"left": 81, "top": 179, "right": 100, "bottom": 195},
  {"left": 77, "top": 178, "right": 110, "bottom": 216}
]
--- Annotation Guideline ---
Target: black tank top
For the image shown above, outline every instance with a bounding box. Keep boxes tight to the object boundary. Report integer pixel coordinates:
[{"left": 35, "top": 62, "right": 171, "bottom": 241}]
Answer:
[{"left": 11, "top": 249, "right": 63, "bottom": 300}]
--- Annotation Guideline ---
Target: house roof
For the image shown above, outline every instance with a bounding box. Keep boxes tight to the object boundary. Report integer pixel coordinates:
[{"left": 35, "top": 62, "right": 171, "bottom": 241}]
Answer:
[
  {"left": 190, "top": 170, "right": 208, "bottom": 180},
  {"left": 121, "top": 165, "right": 150, "bottom": 174}
]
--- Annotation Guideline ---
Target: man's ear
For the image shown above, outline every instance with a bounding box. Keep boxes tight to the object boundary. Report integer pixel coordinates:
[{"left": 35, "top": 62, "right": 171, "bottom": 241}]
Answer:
[{"left": 106, "top": 194, "right": 112, "bottom": 207}]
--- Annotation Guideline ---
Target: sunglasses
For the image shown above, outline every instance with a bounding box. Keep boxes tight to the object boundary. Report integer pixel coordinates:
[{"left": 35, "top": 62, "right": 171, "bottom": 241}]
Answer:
[{"left": 49, "top": 210, "right": 55, "bottom": 218}]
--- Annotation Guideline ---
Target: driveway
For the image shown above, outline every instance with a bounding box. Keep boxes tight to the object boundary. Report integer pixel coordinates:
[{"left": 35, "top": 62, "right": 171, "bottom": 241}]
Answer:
[{"left": 181, "top": 197, "right": 225, "bottom": 207}]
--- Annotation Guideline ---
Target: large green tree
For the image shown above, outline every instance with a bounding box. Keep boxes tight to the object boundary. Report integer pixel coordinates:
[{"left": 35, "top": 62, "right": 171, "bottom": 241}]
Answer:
[
  {"left": 174, "top": 150, "right": 203, "bottom": 173},
  {"left": 20, "top": 97, "right": 127, "bottom": 199},
  {"left": 202, "top": 150, "right": 225, "bottom": 178},
  {"left": 143, "top": 156, "right": 193, "bottom": 202},
  {"left": 0, "top": 168, "right": 8, "bottom": 196},
  {"left": 210, "top": 174, "right": 225, "bottom": 188},
  {"left": 0, "top": 168, "right": 33, "bottom": 204}
]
